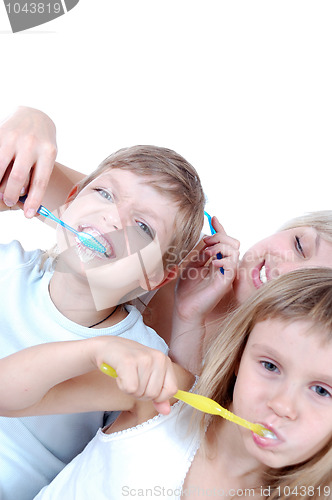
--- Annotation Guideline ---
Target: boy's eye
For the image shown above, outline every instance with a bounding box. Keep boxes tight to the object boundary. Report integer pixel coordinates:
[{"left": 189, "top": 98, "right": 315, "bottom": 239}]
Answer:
[
  {"left": 94, "top": 188, "right": 114, "bottom": 202},
  {"left": 261, "top": 361, "right": 279, "bottom": 373},
  {"left": 137, "top": 221, "right": 154, "bottom": 239},
  {"left": 311, "top": 385, "right": 331, "bottom": 398},
  {"left": 295, "top": 236, "right": 305, "bottom": 257}
]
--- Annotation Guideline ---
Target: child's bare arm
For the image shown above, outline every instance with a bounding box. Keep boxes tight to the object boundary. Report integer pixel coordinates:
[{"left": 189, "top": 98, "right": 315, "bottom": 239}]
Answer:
[
  {"left": 170, "top": 217, "right": 240, "bottom": 374},
  {"left": 0, "top": 337, "right": 178, "bottom": 417},
  {"left": 0, "top": 106, "right": 84, "bottom": 217}
]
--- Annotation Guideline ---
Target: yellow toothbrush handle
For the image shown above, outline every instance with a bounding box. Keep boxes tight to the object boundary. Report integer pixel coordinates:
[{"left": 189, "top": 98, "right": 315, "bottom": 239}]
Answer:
[
  {"left": 174, "top": 390, "right": 265, "bottom": 436},
  {"left": 99, "top": 363, "right": 272, "bottom": 438},
  {"left": 100, "top": 363, "right": 117, "bottom": 378}
]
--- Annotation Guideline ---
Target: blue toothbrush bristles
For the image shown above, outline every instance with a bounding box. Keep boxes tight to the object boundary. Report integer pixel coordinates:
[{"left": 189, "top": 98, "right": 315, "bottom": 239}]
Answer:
[{"left": 79, "top": 233, "right": 106, "bottom": 253}]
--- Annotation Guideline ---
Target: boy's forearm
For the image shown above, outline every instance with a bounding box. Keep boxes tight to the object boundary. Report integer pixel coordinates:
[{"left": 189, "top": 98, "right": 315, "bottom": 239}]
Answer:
[
  {"left": 0, "top": 336, "right": 176, "bottom": 417},
  {"left": 0, "top": 339, "right": 101, "bottom": 414},
  {"left": 41, "top": 161, "right": 84, "bottom": 210}
]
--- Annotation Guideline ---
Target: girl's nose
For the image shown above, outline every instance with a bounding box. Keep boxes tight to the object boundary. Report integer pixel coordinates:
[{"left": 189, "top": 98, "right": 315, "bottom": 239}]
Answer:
[{"left": 267, "top": 386, "right": 298, "bottom": 420}]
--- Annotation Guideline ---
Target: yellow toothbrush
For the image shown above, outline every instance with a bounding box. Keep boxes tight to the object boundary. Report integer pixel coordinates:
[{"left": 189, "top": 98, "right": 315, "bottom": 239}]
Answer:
[{"left": 99, "top": 363, "right": 276, "bottom": 439}]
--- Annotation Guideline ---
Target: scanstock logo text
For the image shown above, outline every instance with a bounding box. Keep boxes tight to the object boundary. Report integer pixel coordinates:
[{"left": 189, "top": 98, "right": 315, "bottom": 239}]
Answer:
[{"left": 3, "top": 0, "right": 79, "bottom": 33}]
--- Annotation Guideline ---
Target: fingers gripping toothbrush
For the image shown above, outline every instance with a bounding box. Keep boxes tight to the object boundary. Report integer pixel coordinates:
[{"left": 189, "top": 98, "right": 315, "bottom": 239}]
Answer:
[
  {"left": 19, "top": 195, "right": 107, "bottom": 255},
  {"left": 204, "top": 211, "right": 224, "bottom": 274}
]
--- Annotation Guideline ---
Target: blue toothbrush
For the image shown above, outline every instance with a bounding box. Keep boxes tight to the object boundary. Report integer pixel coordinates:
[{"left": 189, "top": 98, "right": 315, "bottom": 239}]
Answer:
[
  {"left": 19, "top": 195, "right": 107, "bottom": 255},
  {"left": 204, "top": 211, "right": 224, "bottom": 274}
]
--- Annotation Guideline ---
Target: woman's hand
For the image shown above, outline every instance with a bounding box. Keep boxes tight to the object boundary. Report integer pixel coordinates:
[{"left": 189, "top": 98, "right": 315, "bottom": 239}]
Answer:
[
  {"left": 0, "top": 106, "right": 57, "bottom": 217},
  {"left": 175, "top": 216, "right": 240, "bottom": 323},
  {"left": 169, "top": 216, "right": 240, "bottom": 373}
]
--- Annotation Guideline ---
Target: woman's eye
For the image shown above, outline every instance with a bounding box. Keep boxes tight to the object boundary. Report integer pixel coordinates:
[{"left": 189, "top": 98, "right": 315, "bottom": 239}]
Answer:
[
  {"left": 261, "top": 361, "right": 279, "bottom": 373},
  {"left": 137, "top": 221, "right": 153, "bottom": 239},
  {"left": 94, "top": 188, "right": 114, "bottom": 202},
  {"left": 295, "top": 236, "right": 305, "bottom": 257},
  {"left": 311, "top": 385, "right": 331, "bottom": 398}
]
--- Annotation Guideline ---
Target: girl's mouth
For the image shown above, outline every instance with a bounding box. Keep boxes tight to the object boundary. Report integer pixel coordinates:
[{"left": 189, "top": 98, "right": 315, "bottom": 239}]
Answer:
[
  {"left": 252, "top": 423, "right": 282, "bottom": 448},
  {"left": 252, "top": 261, "right": 270, "bottom": 289}
]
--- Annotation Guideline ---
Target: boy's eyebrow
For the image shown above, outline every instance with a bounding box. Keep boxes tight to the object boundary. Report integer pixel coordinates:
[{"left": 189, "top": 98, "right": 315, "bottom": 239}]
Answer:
[{"left": 136, "top": 205, "right": 167, "bottom": 234}]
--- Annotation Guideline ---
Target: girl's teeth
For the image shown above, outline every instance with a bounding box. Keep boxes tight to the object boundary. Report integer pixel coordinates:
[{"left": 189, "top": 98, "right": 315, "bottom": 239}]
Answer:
[
  {"left": 259, "top": 265, "right": 267, "bottom": 284},
  {"left": 261, "top": 429, "right": 277, "bottom": 439}
]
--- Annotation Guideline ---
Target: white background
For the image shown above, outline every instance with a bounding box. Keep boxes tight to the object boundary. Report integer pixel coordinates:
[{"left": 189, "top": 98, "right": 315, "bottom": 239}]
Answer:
[{"left": 0, "top": 1, "right": 331, "bottom": 253}]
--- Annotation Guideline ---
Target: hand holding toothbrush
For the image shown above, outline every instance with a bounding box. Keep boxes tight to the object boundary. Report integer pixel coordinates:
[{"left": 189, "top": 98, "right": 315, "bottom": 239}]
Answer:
[
  {"left": 169, "top": 216, "right": 240, "bottom": 373},
  {"left": 0, "top": 336, "right": 178, "bottom": 418},
  {"left": 0, "top": 106, "right": 57, "bottom": 217},
  {"left": 175, "top": 215, "right": 240, "bottom": 323}
]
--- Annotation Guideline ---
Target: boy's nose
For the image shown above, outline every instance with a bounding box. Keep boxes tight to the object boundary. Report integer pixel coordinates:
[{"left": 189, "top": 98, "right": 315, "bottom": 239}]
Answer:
[
  {"left": 267, "top": 385, "right": 298, "bottom": 421},
  {"left": 104, "top": 206, "right": 122, "bottom": 231}
]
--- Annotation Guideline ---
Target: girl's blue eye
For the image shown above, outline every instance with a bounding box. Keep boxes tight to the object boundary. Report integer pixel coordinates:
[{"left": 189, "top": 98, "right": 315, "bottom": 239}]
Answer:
[
  {"left": 94, "top": 188, "right": 114, "bottom": 202},
  {"left": 311, "top": 385, "right": 331, "bottom": 398},
  {"left": 137, "top": 221, "right": 153, "bottom": 239},
  {"left": 295, "top": 236, "right": 305, "bottom": 257},
  {"left": 261, "top": 361, "right": 279, "bottom": 373}
]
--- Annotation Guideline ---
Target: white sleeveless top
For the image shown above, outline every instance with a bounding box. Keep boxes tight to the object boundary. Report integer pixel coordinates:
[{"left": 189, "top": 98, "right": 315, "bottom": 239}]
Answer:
[{"left": 35, "top": 400, "right": 201, "bottom": 500}]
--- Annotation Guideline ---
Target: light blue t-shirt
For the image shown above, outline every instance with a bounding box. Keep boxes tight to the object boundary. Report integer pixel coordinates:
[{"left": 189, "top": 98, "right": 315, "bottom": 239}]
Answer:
[{"left": 0, "top": 241, "right": 168, "bottom": 500}]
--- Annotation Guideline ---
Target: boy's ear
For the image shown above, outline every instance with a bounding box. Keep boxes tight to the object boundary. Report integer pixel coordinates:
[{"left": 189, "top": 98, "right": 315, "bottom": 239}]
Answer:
[
  {"left": 57, "top": 185, "right": 79, "bottom": 217},
  {"left": 65, "top": 184, "right": 79, "bottom": 203},
  {"left": 155, "top": 265, "right": 179, "bottom": 289},
  {"left": 150, "top": 265, "right": 179, "bottom": 291}
]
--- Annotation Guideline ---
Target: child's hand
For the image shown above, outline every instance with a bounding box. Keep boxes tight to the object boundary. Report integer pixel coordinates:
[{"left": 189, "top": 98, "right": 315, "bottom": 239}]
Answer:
[
  {"left": 175, "top": 216, "right": 240, "bottom": 323},
  {"left": 0, "top": 106, "right": 57, "bottom": 217},
  {"left": 96, "top": 337, "right": 178, "bottom": 415}
]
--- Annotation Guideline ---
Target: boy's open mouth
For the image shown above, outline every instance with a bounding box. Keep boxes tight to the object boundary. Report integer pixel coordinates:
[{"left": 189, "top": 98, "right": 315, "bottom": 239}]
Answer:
[{"left": 76, "top": 225, "right": 115, "bottom": 261}]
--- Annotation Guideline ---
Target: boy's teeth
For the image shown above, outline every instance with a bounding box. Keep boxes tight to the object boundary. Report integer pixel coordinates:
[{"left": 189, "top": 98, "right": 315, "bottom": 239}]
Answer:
[
  {"left": 79, "top": 226, "right": 113, "bottom": 257},
  {"left": 259, "top": 265, "right": 267, "bottom": 284},
  {"left": 75, "top": 241, "right": 96, "bottom": 263}
]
